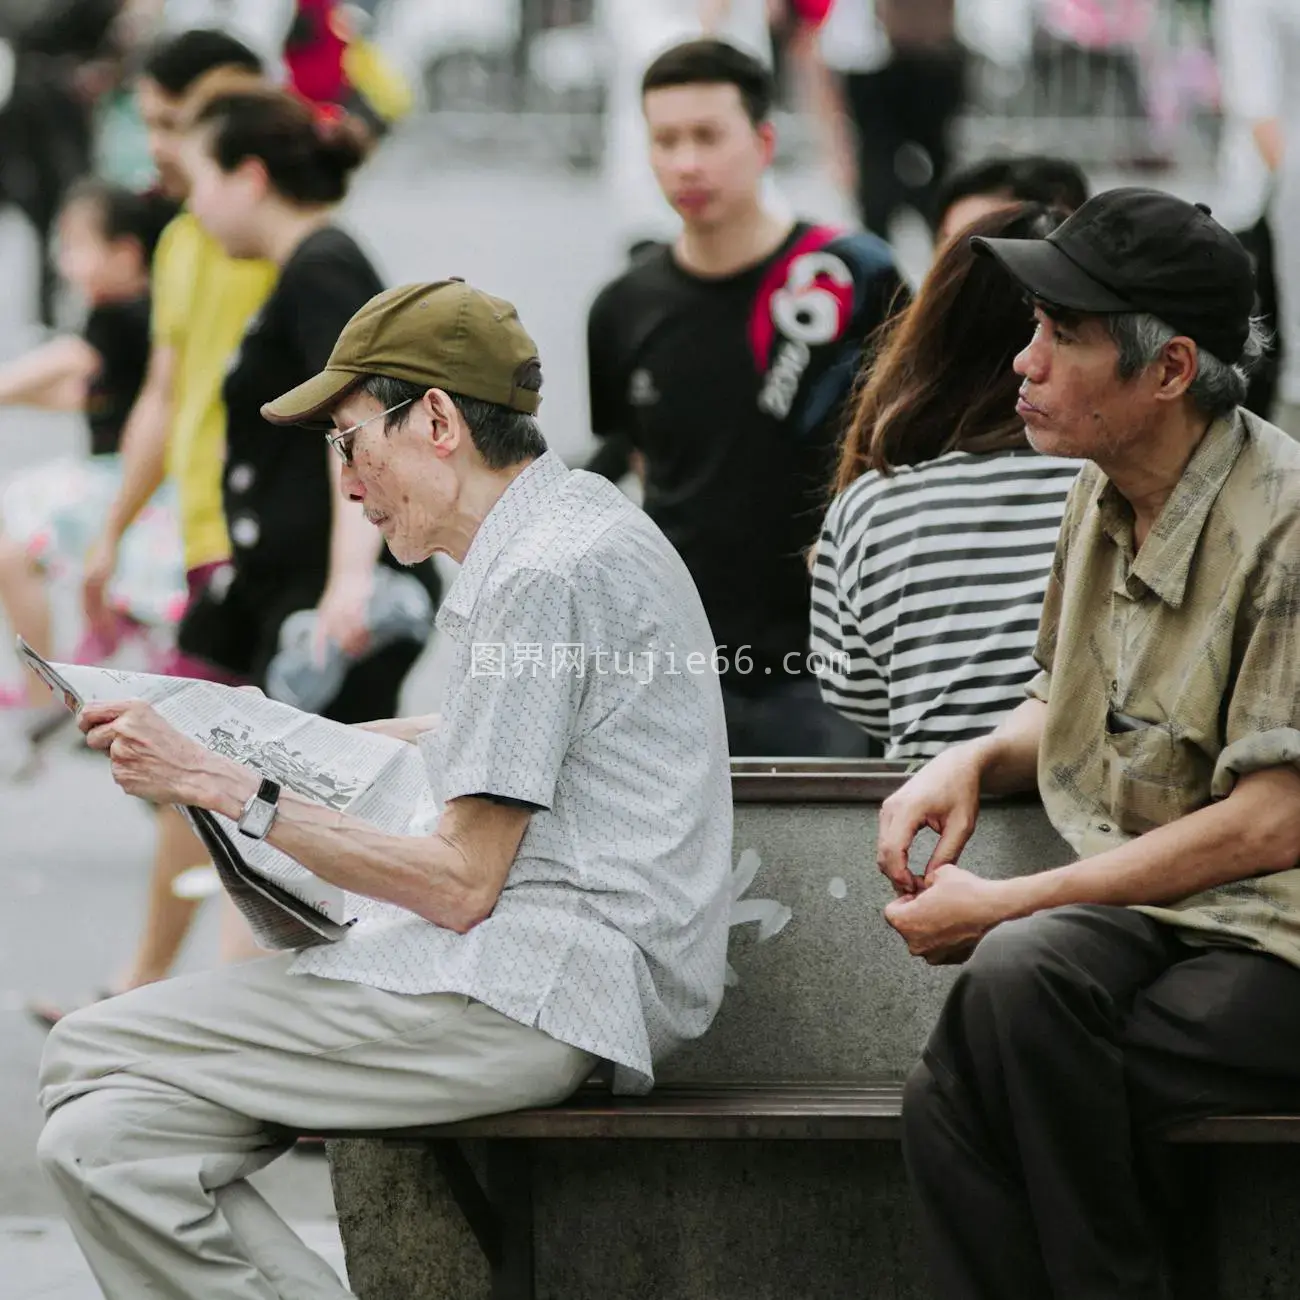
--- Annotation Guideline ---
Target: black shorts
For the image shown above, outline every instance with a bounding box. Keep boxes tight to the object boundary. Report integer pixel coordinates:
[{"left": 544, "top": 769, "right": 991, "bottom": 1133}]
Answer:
[{"left": 176, "top": 567, "right": 424, "bottom": 724}]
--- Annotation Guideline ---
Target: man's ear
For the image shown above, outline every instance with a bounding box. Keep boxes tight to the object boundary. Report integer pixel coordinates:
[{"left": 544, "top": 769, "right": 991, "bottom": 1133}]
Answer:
[
  {"left": 236, "top": 155, "right": 270, "bottom": 199},
  {"left": 424, "top": 388, "right": 463, "bottom": 457},
  {"left": 1154, "top": 337, "right": 1198, "bottom": 403},
  {"left": 756, "top": 119, "right": 777, "bottom": 168},
  {"left": 1154, "top": 338, "right": 1201, "bottom": 403}
]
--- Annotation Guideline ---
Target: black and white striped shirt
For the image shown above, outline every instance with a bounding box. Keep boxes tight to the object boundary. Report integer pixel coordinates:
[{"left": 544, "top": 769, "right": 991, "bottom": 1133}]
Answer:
[{"left": 809, "top": 449, "right": 1080, "bottom": 760}]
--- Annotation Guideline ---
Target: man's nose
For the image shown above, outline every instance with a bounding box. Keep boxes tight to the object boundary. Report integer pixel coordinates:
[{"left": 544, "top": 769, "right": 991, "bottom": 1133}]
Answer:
[
  {"left": 666, "top": 142, "right": 702, "bottom": 175},
  {"left": 1014, "top": 334, "right": 1047, "bottom": 383},
  {"left": 341, "top": 462, "right": 363, "bottom": 502}
]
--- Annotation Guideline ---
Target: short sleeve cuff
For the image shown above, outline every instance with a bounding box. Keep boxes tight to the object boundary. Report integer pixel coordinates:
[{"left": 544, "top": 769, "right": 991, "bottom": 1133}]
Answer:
[
  {"left": 1211, "top": 727, "right": 1300, "bottom": 799},
  {"left": 1026, "top": 669, "right": 1052, "bottom": 704},
  {"left": 439, "top": 761, "right": 559, "bottom": 812}
]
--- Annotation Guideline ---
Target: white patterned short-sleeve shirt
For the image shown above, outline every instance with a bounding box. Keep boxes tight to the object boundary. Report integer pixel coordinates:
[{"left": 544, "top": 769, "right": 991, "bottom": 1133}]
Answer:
[{"left": 291, "top": 452, "right": 734, "bottom": 1092}]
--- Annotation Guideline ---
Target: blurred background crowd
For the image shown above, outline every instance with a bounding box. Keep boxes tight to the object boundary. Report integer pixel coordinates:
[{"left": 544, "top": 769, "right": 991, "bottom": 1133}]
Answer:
[
  {"left": 0, "top": 0, "right": 1251, "bottom": 316},
  {"left": 1, "top": 1, "right": 1298, "bottom": 1291}
]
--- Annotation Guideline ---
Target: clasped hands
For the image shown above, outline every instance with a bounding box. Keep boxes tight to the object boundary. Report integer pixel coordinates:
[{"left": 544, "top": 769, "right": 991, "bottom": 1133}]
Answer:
[{"left": 876, "top": 749, "right": 1016, "bottom": 965}]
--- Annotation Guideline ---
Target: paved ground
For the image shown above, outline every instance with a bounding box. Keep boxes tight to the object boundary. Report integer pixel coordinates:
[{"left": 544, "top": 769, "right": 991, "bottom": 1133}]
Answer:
[
  {"left": 0, "top": 114, "right": 1210, "bottom": 1295},
  {"left": 3, "top": 1214, "right": 350, "bottom": 1299}
]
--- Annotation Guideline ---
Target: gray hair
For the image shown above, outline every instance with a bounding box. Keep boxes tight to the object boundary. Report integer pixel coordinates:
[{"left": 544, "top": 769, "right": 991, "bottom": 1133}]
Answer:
[
  {"left": 359, "top": 373, "right": 547, "bottom": 470},
  {"left": 1106, "top": 312, "right": 1271, "bottom": 420}
]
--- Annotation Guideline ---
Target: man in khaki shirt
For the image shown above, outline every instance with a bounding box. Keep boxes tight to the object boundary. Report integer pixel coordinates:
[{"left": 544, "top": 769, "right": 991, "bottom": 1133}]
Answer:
[{"left": 877, "top": 188, "right": 1300, "bottom": 1298}]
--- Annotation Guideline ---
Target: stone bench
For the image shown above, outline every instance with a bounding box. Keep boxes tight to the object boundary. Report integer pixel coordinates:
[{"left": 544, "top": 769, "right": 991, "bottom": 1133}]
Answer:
[{"left": 321, "top": 761, "right": 1300, "bottom": 1300}]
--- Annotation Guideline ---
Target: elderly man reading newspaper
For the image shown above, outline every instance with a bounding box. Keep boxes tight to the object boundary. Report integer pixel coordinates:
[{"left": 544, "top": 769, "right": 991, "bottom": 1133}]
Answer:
[{"left": 36, "top": 280, "right": 734, "bottom": 1300}]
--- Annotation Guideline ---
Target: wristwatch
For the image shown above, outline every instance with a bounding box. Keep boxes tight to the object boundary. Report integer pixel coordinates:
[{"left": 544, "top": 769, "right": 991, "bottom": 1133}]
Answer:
[{"left": 237, "top": 777, "right": 282, "bottom": 840}]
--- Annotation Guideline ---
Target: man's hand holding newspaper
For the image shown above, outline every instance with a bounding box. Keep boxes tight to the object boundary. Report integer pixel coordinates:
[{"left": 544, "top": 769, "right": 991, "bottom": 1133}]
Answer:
[
  {"left": 18, "top": 639, "right": 441, "bottom": 951},
  {"left": 80, "top": 697, "right": 228, "bottom": 804}
]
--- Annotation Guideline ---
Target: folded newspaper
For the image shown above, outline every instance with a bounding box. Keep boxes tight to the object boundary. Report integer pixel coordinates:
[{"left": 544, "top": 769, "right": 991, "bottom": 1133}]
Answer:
[{"left": 18, "top": 638, "right": 440, "bottom": 951}]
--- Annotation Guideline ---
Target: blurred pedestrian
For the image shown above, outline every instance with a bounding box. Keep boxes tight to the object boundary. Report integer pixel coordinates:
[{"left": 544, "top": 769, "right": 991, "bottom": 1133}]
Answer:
[
  {"left": 0, "top": 0, "right": 125, "bottom": 323},
  {"left": 0, "top": 182, "right": 180, "bottom": 754},
  {"left": 1224, "top": 0, "right": 1300, "bottom": 438},
  {"left": 27, "top": 29, "right": 278, "bottom": 1024},
  {"left": 932, "top": 153, "right": 1089, "bottom": 246},
  {"left": 172, "top": 86, "right": 439, "bottom": 718},
  {"left": 814, "top": 0, "right": 965, "bottom": 240},
  {"left": 597, "top": 0, "right": 775, "bottom": 249},
  {"left": 587, "top": 40, "right": 905, "bottom": 757},
  {"left": 1216, "top": 0, "right": 1288, "bottom": 423},
  {"left": 153, "top": 0, "right": 298, "bottom": 73},
  {"left": 810, "top": 203, "right": 1080, "bottom": 759},
  {"left": 83, "top": 31, "right": 273, "bottom": 655},
  {"left": 282, "top": 0, "right": 413, "bottom": 139}
]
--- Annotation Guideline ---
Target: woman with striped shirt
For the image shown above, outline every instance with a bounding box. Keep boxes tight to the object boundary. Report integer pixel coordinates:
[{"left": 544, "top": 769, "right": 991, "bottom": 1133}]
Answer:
[{"left": 809, "top": 203, "right": 1080, "bottom": 760}]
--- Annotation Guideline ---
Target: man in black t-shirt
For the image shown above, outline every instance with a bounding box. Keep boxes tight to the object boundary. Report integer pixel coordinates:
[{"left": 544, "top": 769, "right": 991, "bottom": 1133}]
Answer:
[{"left": 586, "top": 39, "right": 905, "bottom": 757}]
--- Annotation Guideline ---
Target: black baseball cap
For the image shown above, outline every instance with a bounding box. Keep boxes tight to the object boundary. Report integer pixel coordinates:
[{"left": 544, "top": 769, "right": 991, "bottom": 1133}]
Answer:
[{"left": 971, "top": 187, "right": 1255, "bottom": 363}]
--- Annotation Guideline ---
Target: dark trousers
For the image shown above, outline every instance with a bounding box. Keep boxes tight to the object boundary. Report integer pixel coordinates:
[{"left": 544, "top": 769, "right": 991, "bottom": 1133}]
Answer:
[
  {"left": 843, "top": 50, "right": 966, "bottom": 239},
  {"left": 720, "top": 674, "right": 878, "bottom": 758},
  {"left": 902, "top": 905, "right": 1300, "bottom": 1300}
]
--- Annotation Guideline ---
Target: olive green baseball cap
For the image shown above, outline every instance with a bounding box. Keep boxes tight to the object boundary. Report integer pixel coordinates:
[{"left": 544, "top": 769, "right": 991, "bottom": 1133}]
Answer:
[{"left": 261, "top": 278, "right": 542, "bottom": 426}]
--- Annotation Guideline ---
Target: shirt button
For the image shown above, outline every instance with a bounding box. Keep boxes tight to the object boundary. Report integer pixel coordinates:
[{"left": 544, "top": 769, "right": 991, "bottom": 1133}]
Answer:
[{"left": 230, "top": 514, "right": 260, "bottom": 549}]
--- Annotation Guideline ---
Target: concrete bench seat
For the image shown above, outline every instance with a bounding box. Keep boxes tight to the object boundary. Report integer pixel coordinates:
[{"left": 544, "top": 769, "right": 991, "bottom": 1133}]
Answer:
[
  {"left": 311, "top": 1080, "right": 1300, "bottom": 1146},
  {"left": 323, "top": 1080, "right": 912, "bottom": 1143},
  {"left": 324, "top": 762, "right": 1300, "bottom": 1300},
  {"left": 312, "top": 1080, "right": 1300, "bottom": 1300}
]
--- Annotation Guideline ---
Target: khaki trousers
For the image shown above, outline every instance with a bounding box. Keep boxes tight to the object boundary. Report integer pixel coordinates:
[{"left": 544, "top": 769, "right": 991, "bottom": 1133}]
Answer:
[{"left": 37, "top": 954, "right": 596, "bottom": 1300}]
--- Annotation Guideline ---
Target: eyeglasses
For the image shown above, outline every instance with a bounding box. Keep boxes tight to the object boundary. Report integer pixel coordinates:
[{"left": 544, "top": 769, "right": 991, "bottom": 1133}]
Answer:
[{"left": 325, "top": 398, "right": 413, "bottom": 466}]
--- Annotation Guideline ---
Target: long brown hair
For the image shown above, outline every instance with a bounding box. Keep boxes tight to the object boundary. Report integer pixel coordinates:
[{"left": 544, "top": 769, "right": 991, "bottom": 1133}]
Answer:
[{"left": 833, "top": 202, "right": 1064, "bottom": 493}]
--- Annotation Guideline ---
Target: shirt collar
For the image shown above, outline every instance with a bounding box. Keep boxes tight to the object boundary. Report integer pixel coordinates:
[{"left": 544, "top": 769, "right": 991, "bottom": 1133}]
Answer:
[
  {"left": 1096, "top": 411, "right": 1246, "bottom": 608},
  {"left": 437, "top": 451, "right": 570, "bottom": 632}
]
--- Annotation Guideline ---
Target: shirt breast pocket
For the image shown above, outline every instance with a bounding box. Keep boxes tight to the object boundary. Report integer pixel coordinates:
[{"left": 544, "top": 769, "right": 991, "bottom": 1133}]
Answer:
[{"left": 1102, "top": 719, "right": 1203, "bottom": 835}]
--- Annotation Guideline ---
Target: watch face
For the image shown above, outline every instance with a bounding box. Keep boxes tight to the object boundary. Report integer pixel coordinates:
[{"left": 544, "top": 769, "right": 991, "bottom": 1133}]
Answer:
[{"left": 239, "top": 798, "right": 277, "bottom": 840}]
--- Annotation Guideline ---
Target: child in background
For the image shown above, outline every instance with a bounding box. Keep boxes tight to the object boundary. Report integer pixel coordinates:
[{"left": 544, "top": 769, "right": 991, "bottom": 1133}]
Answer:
[{"left": 0, "top": 180, "right": 183, "bottom": 756}]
